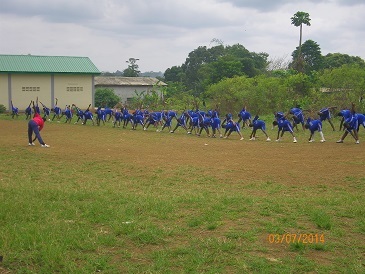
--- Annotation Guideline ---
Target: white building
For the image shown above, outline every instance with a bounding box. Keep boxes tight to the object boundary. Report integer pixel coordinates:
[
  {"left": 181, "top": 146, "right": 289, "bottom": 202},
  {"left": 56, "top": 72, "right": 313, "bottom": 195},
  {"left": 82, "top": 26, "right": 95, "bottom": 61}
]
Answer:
[{"left": 94, "top": 76, "right": 167, "bottom": 105}]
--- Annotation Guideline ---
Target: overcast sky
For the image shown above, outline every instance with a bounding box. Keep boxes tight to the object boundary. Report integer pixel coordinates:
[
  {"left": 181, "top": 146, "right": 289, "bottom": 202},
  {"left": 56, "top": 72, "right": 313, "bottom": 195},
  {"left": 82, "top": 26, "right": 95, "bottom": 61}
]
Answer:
[{"left": 1, "top": 0, "right": 364, "bottom": 73}]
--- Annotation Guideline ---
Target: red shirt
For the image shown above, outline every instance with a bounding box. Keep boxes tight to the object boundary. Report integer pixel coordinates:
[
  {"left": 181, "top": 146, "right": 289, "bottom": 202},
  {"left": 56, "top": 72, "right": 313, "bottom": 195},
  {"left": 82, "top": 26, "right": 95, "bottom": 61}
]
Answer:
[{"left": 33, "top": 113, "right": 44, "bottom": 131}]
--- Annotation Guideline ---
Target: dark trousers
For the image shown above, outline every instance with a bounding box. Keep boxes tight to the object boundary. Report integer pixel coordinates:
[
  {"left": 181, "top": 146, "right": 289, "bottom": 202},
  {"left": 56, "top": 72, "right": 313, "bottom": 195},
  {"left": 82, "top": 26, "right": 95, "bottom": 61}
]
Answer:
[{"left": 28, "top": 120, "right": 45, "bottom": 145}]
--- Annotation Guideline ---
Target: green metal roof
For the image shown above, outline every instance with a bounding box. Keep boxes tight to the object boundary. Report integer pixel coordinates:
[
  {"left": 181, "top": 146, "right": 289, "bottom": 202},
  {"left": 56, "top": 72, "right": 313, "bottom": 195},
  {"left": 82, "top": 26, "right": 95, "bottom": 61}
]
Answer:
[{"left": 0, "top": 54, "right": 100, "bottom": 74}]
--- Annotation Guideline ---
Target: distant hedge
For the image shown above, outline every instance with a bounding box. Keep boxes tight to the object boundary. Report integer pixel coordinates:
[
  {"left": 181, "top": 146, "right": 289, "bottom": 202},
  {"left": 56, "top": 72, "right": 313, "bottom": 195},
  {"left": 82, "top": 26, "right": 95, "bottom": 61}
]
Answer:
[{"left": 0, "top": 104, "right": 6, "bottom": 113}]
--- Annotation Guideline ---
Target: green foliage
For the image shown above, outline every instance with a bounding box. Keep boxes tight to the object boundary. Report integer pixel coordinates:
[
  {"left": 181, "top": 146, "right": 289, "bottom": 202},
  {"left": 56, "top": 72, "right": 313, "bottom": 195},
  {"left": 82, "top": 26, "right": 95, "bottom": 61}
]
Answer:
[
  {"left": 285, "top": 72, "right": 314, "bottom": 96},
  {"left": 323, "top": 53, "right": 365, "bottom": 69},
  {"left": 164, "top": 92, "right": 201, "bottom": 111},
  {"left": 0, "top": 104, "right": 6, "bottom": 113},
  {"left": 123, "top": 58, "right": 140, "bottom": 77},
  {"left": 164, "top": 66, "right": 185, "bottom": 83},
  {"left": 172, "top": 44, "right": 268, "bottom": 95},
  {"left": 205, "top": 75, "right": 297, "bottom": 114},
  {"left": 161, "top": 62, "right": 365, "bottom": 115},
  {"left": 198, "top": 57, "right": 245, "bottom": 89},
  {"left": 129, "top": 89, "right": 163, "bottom": 110},
  {"left": 291, "top": 40, "right": 323, "bottom": 74},
  {"left": 94, "top": 88, "right": 120, "bottom": 108},
  {"left": 204, "top": 76, "right": 252, "bottom": 113},
  {"left": 318, "top": 64, "right": 365, "bottom": 111},
  {"left": 162, "top": 40, "right": 365, "bottom": 114},
  {"left": 291, "top": 11, "right": 311, "bottom": 28}
]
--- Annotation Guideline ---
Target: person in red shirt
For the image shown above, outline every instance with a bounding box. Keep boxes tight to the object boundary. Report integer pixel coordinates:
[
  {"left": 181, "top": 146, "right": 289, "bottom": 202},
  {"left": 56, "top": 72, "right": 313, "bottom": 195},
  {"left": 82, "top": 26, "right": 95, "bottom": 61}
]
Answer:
[{"left": 28, "top": 102, "right": 50, "bottom": 147}]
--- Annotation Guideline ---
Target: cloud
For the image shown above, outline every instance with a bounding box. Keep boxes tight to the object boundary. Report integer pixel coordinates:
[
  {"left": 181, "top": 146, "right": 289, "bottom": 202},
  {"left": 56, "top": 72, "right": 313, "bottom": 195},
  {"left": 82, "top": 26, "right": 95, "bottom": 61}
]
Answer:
[
  {"left": 215, "top": 0, "right": 318, "bottom": 12},
  {"left": 1, "top": 0, "right": 105, "bottom": 23},
  {"left": 0, "top": 0, "right": 364, "bottom": 72}
]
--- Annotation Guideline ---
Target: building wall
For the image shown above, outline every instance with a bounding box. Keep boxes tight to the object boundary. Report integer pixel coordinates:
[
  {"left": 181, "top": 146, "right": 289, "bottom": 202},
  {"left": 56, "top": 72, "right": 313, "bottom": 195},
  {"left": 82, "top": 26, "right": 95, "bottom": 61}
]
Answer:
[
  {"left": 11, "top": 74, "right": 51, "bottom": 110},
  {"left": 0, "top": 73, "right": 94, "bottom": 111},
  {"left": 0, "top": 74, "right": 8, "bottom": 109},
  {"left": 97, "top": 85, "right": 161, "bottom": 105},
  {"left": 54, "top": 74, "right": 93, "bottom": 109}
]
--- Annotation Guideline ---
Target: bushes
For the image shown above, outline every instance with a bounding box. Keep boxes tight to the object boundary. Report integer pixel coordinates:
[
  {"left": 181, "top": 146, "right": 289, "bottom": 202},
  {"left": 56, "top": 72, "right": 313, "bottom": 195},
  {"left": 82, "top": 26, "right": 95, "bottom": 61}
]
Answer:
[
  {"left": 0, "top": 104, "right": 6, "bottom": 113},
  {"left": 94, "top": 88, "right": 120, "bottom": 108}
]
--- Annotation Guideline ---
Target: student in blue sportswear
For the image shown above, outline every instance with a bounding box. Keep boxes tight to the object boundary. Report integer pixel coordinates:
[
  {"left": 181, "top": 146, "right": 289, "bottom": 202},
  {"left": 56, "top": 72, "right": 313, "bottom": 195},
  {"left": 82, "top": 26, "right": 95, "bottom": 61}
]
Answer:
[
  {"left": 356, "top": 113, "right": 365, "bottom": 132},
  {"left": 51, "top": 98, "right": 62, "bottom": 121},
  {"left": 337, "top": 109, "right": 352, "bottom": 131},
  {"left": 25, "top": 100, "right": 33, "bottom": 120},
  {"left": 73, "top": 104, "right": 84, "bottom": 124},
  {"left": 11, "top": 100, "right": 19, "bottom": 119},
  {"left": 272, "top": 118, "right": 297, "bottom": 143},
  {"left": 337, "top": 103, "right": 359, "bottom": 144},
  {"left": 222, "top": 114, "right": 244, "bottom": 140},
  {"left": 64, "top": 105, "right": 73, "bottom": 123},
  {"left": 82, "top": 104, "right": 95, "bottom": 125},
  {"left": 113, "top": 108, "right": 123, "bottom": 128},
  {"left": 249, "top": 115, "right": 271, "bottom": 141},
  {"left": 318, "top": 106, "right": 336, "bottom": 131},
  {"left": 237, "top": 107, "right": 252, "bottom": 129},
  {"left": 132, "top": 111, "right": 144, "bottom": 130},
  {"left": 305, "top": 118, "right": 325, "bottom": 143},
  {"left": 289, "top": 106, "right": 305, "bottom": 131},
  {"left": 39, "top": 101, "right": 51, "bottom": 121},
  {"left": 95, "top": 106, "right": 106, "bottom": 126},
  {"left": 170, "top": 112, "right": 189, "bottom": 133}
]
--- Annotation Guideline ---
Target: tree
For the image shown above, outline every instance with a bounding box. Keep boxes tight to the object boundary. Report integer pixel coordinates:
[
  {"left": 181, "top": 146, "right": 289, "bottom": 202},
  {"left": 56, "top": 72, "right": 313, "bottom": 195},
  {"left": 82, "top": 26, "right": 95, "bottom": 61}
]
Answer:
[
  {"left": 123, "top": 58, "right": 140, "bottom": 77},
  {"left": 285, "top": 72, "right": 313, "bottom": 96},
  {"left": 181, "top": 46, "right": 213, "bottom": 93},
  {"left": 164, "top": 66, "right": 185, "bottom": 83},
  {"left": 291, "top": 11, "right": 311, "bottom": 72},
  {"left": 169, "top": 43, "right": 268, "bottom": 95},
  {"left": 94, "top": 88, "right": 120, "bottom": 107},
  {"left": 198, "top": 57, "right": 245, "bottom": 89},
  {"left": 291, "top": 40, "right": 323, "bottom": 74},
  {"left": 322, "top": 53, "right": 365, "bottom": 69}
]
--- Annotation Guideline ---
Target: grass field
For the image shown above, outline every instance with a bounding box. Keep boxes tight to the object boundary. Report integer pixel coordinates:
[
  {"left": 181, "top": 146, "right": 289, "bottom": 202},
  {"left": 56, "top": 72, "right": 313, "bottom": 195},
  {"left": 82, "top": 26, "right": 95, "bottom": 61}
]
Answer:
[{"left": 0, "top": 114, "right": 364, "bottom": 273}]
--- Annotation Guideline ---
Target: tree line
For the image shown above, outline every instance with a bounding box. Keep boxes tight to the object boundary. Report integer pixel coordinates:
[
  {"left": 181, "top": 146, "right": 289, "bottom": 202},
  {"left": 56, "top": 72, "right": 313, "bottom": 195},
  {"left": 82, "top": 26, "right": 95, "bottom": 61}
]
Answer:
[
  {"left": 159, "top": 11, "right": 365, "bottom": 114},
  {"left": 97, "top": 11, "right": 365, "bottom": 115}
]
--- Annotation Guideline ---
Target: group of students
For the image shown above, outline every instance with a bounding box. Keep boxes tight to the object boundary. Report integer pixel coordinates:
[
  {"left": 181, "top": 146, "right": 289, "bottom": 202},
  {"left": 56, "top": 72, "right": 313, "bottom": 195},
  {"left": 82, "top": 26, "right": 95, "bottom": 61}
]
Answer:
[
  {"left": 271, "top": 104, "right": 364, "bottom": 144},
  {"left": 9, "top": 98, "right": 365, "bottom": 147}
]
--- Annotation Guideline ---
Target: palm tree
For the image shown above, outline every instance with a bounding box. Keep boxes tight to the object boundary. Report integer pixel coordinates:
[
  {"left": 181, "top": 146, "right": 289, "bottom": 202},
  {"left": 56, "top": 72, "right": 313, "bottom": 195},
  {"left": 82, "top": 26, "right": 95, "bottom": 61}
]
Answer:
[{"left": 291, "top": 11, "right": 311, "bottom": 72}]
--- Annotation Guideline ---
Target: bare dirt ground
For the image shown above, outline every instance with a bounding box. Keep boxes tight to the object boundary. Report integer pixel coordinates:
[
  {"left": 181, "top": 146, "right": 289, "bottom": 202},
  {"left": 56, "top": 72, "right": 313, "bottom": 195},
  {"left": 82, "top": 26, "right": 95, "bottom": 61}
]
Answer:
[{"left": 2, "top": 118, "right": 364, "bottom": 183}]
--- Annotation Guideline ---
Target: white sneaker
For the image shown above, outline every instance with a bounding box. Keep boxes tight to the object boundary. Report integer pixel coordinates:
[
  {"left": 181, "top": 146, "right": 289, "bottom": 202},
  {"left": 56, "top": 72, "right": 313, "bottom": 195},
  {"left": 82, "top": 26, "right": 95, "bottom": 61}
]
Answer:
[
  {"left": 240, "top": 137, "right": 244, "bottom": 140},
  {"left": 320, "top": 139, "right": 325, "bottom": 143},
  {"left": 170, "top": 131, "right": 174, "bottom": 133},
  {"left": 356, "top": 140, "right": 360, "bottom": 144},
  {"left": 293, "top": 138, "right": 297, "bottom": 143},
  {"left": 336, "top": 140, "right": 343, "bottom": 143},
  {"left": 276, "top": 139, "right": 280, "bottom": 142},
  {"left": 41, "top": 144, "right": 50, "bottom": 148},
  {"left": 266, "top": 137, "right": 271, "bottom": 142},
  {"left": 249, "top": 137, "right": 255, "bottom": 141},
  {"left": 308, "top": 139, "right": 314, "bottom": 143},
  {"left": 143, "top": 127, "right": 147, "bottom": 131},
  {"left": 28, "top": 142, "right": 35, "bottom": 146}
]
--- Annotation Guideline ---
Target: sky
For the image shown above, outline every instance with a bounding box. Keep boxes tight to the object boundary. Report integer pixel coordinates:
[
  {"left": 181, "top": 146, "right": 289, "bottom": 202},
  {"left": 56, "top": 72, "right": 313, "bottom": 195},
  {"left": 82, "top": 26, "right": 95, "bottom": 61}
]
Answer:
[{"left": 1, "top": 0, "right": 364, "bottom": 73}]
